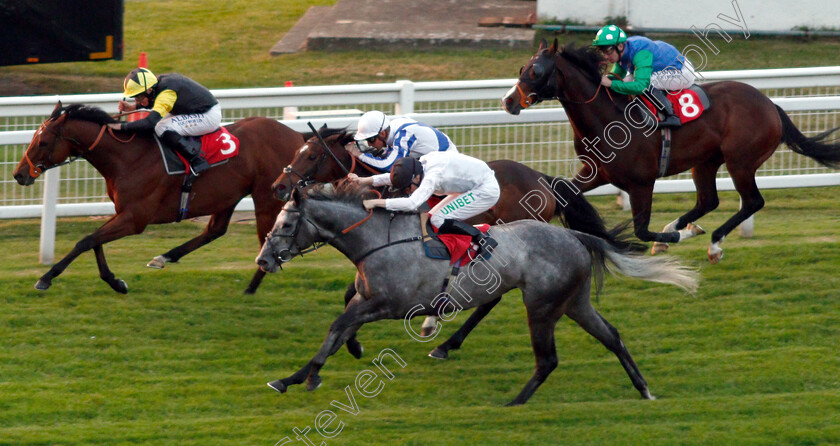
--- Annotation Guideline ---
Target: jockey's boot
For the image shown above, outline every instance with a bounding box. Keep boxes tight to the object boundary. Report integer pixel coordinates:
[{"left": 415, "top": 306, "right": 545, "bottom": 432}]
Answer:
[
  {"left": 438, "top": 219, "right": 498, "bottom": 260},
  {"left": 651, "top": 89, "right": 682, "bottom": 128},
  {"left": 161, "top": 130, "right": 211, "bottom": 176}
]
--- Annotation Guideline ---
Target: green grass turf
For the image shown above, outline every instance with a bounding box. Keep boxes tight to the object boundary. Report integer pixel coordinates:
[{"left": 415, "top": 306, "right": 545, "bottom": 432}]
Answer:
[{"left": 0, "top": 186, "right": 838, "bottom": 445}]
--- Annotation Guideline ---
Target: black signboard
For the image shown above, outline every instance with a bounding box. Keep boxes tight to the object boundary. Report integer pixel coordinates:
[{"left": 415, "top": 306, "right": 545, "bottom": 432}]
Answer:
[{"left": 0, "top": 0, "right": 123, "bottom": 66}]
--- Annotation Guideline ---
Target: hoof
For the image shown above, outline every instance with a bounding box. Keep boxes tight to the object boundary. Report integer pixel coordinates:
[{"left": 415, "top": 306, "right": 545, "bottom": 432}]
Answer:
[
  {"left": 641, "top": 389, "right": 657, "bottom": 400},
  {"left": 243, "top": 287, "right": 257, "bottom": 295},
  {"left": 504, "top": 400, "right": 525, "bottom": 407},
  {"left": 708, "top": 243, "right": 724, "bottom": 264},
  {"left": 651, "top": 242, "right": 669, "bottom": 255},
  {"left": 306, "top": 376, "right": 322, "bottom": 392},
  {"left": 147, "top": 255, "right": 167, "bottom": 269},
  {"left": 420, "top": 326, "right": 436, "bottom": 338},
  {"left": 34, "top": 279, "right": 51, "bottom": 291},
  {"left": 346, "top": 339, "right": 364, "bottom": 359},
  {"left": 687, "top": 223, "right": 706, "bottom": 235},
  {"left": 428, "top": 348, "right": 448, "bottom": 359},
  {"left": 112, "top": 279, "right": 128, "bottom": 294},
  {"left": 267, "top": 380, "right": 287, "bottom": 393}
]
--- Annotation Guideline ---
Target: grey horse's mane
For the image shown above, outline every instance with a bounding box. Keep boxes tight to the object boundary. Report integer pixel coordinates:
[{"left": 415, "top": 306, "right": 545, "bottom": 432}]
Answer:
[{"left": 306, "top": 181, "right": 379, "bottom": 206}]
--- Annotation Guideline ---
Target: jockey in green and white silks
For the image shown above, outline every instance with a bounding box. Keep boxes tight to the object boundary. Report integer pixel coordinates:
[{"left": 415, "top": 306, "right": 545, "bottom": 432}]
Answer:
[
  {"left": 594, "top": 25, "right": 695, "bottom": 127},
  {"left": 352, "top": 110, "right": 458, "bottom": 172}
]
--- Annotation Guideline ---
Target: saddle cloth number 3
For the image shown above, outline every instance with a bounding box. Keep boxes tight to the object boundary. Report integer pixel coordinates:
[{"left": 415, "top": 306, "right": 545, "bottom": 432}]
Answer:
[{"left": 218, "top": 132, "right": 236, "bottom": 155}]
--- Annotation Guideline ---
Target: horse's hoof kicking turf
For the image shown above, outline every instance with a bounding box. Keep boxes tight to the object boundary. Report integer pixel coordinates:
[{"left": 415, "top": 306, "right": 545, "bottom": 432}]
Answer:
[
  {"left": 306, "top": 376, "right": 322, "bottom": 392},
  {"left": 147, "top": 255, "right": 167, "bottom": 269},
  {"left": 267, "top": 380, "right": 287, "bottom": 393},
  {"left": 346, "top": 340, "right": 364, "bottom": 359},
  {"left": 428, "top": 348, "right": 448, "bottom": 359}
]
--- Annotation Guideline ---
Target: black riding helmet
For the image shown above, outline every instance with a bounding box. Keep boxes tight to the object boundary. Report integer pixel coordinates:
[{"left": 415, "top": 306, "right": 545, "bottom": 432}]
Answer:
[{"left": 390, "top": 157, "right": 423, "bottom": 190}]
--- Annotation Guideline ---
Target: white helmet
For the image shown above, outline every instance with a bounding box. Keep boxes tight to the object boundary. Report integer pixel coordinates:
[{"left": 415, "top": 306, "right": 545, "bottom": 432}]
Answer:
[{"left": 354, "top": 110, "right": 390, "bottom": 141}]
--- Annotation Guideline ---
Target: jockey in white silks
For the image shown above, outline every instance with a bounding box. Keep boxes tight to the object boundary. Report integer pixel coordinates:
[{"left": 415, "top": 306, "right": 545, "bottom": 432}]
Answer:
[{"left": 349, "top": 151, "right": 500, "bottom": 258}]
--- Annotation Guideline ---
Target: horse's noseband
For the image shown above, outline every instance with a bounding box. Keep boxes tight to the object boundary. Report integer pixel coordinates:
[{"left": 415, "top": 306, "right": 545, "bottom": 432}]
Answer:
[{"left": 517, "top": 56, "right": 559, "bottom": 108}]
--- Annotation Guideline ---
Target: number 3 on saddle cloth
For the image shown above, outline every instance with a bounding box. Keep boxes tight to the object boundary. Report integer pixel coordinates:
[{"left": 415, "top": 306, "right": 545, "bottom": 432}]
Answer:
[
  {"left": 153, "top": 127, "right": 240, "bottom": 222},
  {"left": 155, "top": 127, "right": 240, "bottom": 176}
]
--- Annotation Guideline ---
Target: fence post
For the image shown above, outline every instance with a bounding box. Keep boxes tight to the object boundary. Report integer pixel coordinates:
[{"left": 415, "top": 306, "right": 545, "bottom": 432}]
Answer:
[
  {"left": 739, "top": 198, "right": 754, "bottom": 238},
  {"left": 39, "top": 167, "right": 60, "bottom": 264},
  {"left": 395, "top": 80, "right": 415, "bottom": 115}
]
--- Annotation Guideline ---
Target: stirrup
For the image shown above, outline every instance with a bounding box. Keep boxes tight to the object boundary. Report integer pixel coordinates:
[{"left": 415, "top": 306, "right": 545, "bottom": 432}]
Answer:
[
  {"left": 189, "top": 158, "right": 210, "bottom": 176},
  {"left": 474, "top": 235, "right": 498, "bottom": 261},
  {"left": 658, "top": 115, "right": 681, "bottom": 128}
]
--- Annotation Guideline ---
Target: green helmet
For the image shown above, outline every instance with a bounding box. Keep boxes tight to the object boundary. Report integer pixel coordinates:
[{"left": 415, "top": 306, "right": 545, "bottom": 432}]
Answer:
[{"left": 593, "top": 25, "right": 627, "bottom": 46}]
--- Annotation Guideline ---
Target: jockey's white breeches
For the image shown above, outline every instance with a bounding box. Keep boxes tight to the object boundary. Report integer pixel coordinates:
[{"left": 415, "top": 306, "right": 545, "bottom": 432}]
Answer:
[
  {"left": 429, "top": 173, "right": 500, "bottom": 227},
  {"left": 650, "top": 59, "right": 696, "bottom": 91},
  {"left": 154, "top": 104, "right": 222, "bottom": 137}
]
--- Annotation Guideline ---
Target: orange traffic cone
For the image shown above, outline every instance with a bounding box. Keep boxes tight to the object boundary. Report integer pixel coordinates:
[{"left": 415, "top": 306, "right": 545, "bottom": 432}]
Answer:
[{"left": 282, "top": 81, "right": 298, "bottom": 120}]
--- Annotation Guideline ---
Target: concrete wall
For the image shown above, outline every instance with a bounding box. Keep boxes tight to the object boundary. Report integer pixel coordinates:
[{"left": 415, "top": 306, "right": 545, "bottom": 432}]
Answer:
[{"left": 537, "top": 0, "right": 840, "bottom": 31}]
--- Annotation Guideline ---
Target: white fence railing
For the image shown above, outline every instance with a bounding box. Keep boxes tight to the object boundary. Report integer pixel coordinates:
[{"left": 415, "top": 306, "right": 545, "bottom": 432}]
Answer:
[{"left": 2, "top": 66, "right": 840, "bottom": 262}]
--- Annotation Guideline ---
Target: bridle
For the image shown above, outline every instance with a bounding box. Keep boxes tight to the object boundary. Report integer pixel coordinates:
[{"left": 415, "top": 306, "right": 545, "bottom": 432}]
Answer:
[
  {"left": 23, "top": 111, "right": 137, "bottom": 179},
  {"left": 515, "top": 55, "right": 561, "bottom": 108},
  {"left": 516, "top": 52, "right": 613, "bottom": 110},
  {"left": 265, "top": 189, "right": 382, "bottom": 265},
  {"left": 281, "top": 124, "right": 354, "bottom": 191}
]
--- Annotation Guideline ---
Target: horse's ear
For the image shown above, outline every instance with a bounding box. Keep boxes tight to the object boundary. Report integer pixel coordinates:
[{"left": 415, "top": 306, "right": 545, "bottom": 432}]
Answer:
[
  {"left": 53, "top": 102, "right": 62, "bottom": 113},
  {"left": 339, "top": 131, "right": 355, "bottom": 146},
  {"left": 549, "top": 38, "right": 559, "bottom": 54},
  {"left": 538, "top": 39, "right": 547, "bottom": 51},
  {"left": 291, "top": 186, "right": 302, "bottom": 204}
]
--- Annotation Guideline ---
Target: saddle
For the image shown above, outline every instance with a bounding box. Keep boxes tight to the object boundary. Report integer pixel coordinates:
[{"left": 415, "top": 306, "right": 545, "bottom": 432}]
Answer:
[
  {"left": 154, "top": 127, "right": 240, "bottom": 222},
  {"left": 155, "top": 127, "right": 240, "bottom": 175},
  {"left": 419, "top": 213, "right": 491, "bottom": 265},
  {"left": 640, "top": 85, "right": 711, "bottom": 126},
  {"left": 639, "top": 85, "right": 712, "bottom": 177}
]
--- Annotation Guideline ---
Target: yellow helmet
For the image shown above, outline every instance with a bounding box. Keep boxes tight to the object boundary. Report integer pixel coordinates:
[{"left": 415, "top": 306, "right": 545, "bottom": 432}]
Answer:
[{"left": 123, "top": 67, "right": 157, "bottom": 98}]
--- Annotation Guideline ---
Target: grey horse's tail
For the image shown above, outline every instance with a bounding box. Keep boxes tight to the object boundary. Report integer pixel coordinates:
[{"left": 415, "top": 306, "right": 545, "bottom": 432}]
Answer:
[{"left": 570, "top": 230, "right": 699, "bottom": 295}]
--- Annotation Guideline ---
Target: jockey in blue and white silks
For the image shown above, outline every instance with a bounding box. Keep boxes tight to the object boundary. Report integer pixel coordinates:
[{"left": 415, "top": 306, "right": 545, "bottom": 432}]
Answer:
[{"left": 352, "top": 110, "right": 458, "bottom": 172}]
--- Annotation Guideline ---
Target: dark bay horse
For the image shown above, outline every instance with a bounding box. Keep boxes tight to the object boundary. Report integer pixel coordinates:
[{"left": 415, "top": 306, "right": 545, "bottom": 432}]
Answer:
[
  {"left": 272, "top": 127, "right": 626, "bottom": 235},
  {"left": 503, "top": 40, "right": 840, "bottom": 263},
  {"left": 255, "top": 183, "right": 698, "bottom": 405},
  {"left": 13, "top": 102, "right": 304, "bottom": 293}
]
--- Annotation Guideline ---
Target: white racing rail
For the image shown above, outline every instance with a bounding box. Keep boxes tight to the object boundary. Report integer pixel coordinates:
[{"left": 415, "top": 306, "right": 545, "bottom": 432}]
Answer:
[{"left": 1, "top": 66, "right": 839, "bottom": 262}]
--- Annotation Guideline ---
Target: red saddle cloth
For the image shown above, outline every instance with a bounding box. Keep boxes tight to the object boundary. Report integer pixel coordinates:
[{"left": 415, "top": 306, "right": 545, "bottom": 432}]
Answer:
[
  {"left": 640, "top": 89, "right": 706, "bottom": 124},
  {"left": 176, "top": 127, "right": 240, "bottom": 167},
  {"left": 432, "top": 220, "right": 491, "bottom": 265}
]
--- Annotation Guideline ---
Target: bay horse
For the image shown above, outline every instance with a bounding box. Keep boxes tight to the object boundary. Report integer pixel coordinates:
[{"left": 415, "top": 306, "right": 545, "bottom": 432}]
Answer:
[
  {"left": 13, "top": 102, "right": 304, "bottom": 293},
  {"left": 255, "top": 183, "right": 697, "bottom": 405},
  {"left": 272, "top": 127, "right": 614, "bottom": 229},
  {"left": 503, "top": 40, "right": 840, "bottom": 263},
  {"left": 269, "top": 126, "right": 644, "bottom": 357}
]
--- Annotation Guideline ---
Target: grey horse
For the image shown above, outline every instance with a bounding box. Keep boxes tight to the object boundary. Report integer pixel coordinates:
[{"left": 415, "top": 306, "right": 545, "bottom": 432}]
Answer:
[{"left": 256, "top": 184, "right": 698, "bottom": 405}]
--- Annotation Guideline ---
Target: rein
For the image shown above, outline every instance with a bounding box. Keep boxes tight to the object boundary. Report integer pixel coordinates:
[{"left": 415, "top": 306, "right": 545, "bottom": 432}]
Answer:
[
  {"left": 23, "top": 111, "right": 138, "bottom": 178},
  {"left": 272, "top": 190, "right": 426, "bottom": 265}
]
